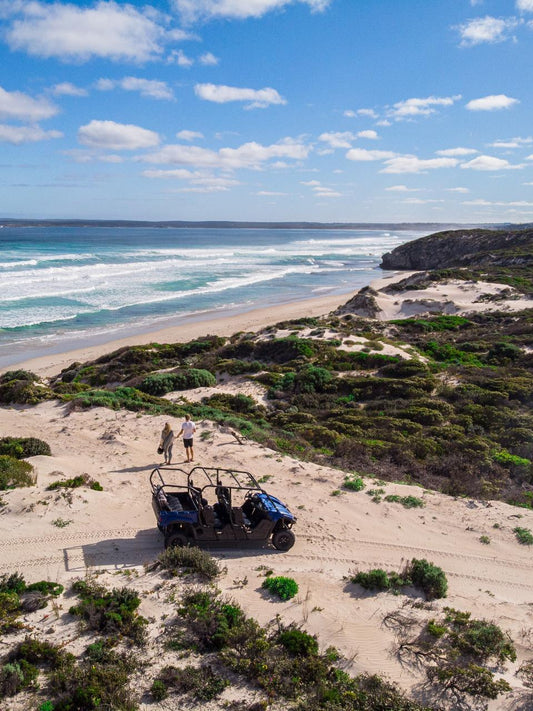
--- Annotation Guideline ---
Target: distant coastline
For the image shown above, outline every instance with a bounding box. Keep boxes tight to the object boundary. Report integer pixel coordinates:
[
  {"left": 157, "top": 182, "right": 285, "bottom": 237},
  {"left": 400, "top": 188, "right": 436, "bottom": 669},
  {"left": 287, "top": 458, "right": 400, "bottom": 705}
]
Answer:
[{"left": 0, "top": 218, "right": 504, "bottom": 230}]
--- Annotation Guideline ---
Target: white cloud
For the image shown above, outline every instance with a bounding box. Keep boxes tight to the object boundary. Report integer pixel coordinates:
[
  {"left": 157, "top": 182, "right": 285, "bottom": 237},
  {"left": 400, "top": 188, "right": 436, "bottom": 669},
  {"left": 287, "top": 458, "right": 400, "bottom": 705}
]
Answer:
[
  {"left": 314, "top": 188, "right": 342, "bottom": 197},
  {"left": 381, "top": 156, "right": 459, "bottom": 173},
  {"left": 257, "top": 190, "right": 287, "bottom": 195},
  {"left": 4, "top": 1, "right": 168, "bottom": 62},
  {"left": 388, "top": 95, "right": 461, "bottom": 120},
  {"left": 199, "top": 52, "right": 219, "bottom": 65},
  {"left": 346, "top": 148, "right": 397, "bottom": 161},
  {"left": 319, "top": 131, "right": 355, "bottom": 149},
  {"left": 385, "top": 185, "right": 421, "bottom": 192},
  {"left": 344, "top": 108, "right": 378, "bottom": 119},
  {"left": 173, "top": 0, "right": 331, "bottom": 23},
  {"left": 517, "top": 0, "right": 533, "bottom": 11},
  {"left": 376, "top": 119, "right": 391, "bottom": 127},
  {"left": 78, "top": 120, "right": 160, "bottom": 150},
  {"left": 446, "top": 187, "right": 470, "bottom": 193},
  {"left": 50, "top": 82, "right": 87, "bottom": 97},
  {"left": 490, "top": 136, "right": 533, "bottom": 148},
  {"left": 171, "top": 49, "right": 194, "bottom": 67},
  {"left": 527, "top": 154, "right": 533, "bottom": 160},
  {"left": 142, "top": 138, "right": 309, "bottom": 169},
  {"left": 300, "top": 179, "right": 341, "bottom": 197},
  {"left": 357, "top": 129, "right": 378, "bottom": 139},
  {"left": 96, "top": 77, "right": 174, "bottom": 100},
  {"left": 194, "top": 83, "right": 286, "bottom": 108},
  {"left": 143, "top": 168, "right": 239, "bottom": 191},
  {"left": 460, "top": 154, "right": 523, "bottom": 170},
  {"left": 402, "top": 198, "right": 444, "bottom": 204},
  {"left": 0, "top": 124, "right": 62, "bottom": 144},
  {"left": 357, "top": 108, "right": 378, "bottom": 118},
  {"left": 100, "top": 154, "right": 124, "bottom": 163},
  {"left": 463, "top": 198, "right": 533, "bottom": 206},
  {"left": 466, "top": 94, "right": 519, "bottom": 111},
  {"left": 436, "top": 147, "right": 478, "bottom": 156},
  {"left": 177, "top": 130, "right": 204, "bottom": 141},
  {"left": 457, "top": 16, "right": 518, "bottom": 46},
  {"left": 0, "top": 85, "right": 58, "bottom": 121}
]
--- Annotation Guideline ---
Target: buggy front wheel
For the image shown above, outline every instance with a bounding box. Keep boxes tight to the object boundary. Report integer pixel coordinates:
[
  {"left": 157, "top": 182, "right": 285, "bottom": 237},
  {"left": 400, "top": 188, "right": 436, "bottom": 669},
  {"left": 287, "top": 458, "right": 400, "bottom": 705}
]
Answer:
[{"left": 272, "top": 528, "right": 295, "bottom": 551}]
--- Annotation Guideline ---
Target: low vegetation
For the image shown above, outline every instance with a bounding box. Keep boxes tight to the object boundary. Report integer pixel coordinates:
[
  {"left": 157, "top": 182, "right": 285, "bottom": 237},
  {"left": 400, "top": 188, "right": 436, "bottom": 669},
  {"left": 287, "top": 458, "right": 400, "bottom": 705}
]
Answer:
[
  {"left": 388, "top": 605, "right": 516, "bottom": 706},
  {"left": 47, "top": 474, "right": 103, "bottom": 491},
  {"left": 0, "top": 437, "right": 51, "bottom": 458},
  {"left": 0, "top": 573, "right": 64, "bottom": 634},
  {"left": 0, "top": 455, "right": 35, "bottom": 490},
  {"left": 155, "top": 544, "right": 222, "bottom": 580},
  {"left": 68, "top": 579, "right": 147, "bottom": 644},
  {"left": 352, "top": 558, "right": 447, "bottom": 600},
  {"left": 174, "top": 586, "right": 433, "bottom": 710},
  {"left": 262, "top": 575, "right": 299, "bottom": 601}
]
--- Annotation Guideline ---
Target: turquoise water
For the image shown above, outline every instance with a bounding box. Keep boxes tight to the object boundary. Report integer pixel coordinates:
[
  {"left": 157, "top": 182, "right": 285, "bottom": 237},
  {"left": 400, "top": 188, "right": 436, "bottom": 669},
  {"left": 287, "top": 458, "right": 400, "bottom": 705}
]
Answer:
[{"left": 0, "top": 226, "right": 425, "bottom": 367}]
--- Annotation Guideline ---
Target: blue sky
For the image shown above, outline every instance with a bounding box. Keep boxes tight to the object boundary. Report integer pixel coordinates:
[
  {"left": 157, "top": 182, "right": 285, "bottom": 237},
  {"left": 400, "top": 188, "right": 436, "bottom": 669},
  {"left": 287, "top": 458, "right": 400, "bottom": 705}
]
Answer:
[{"left": 1, "top": 0, "right": 532, "bottom": 222}]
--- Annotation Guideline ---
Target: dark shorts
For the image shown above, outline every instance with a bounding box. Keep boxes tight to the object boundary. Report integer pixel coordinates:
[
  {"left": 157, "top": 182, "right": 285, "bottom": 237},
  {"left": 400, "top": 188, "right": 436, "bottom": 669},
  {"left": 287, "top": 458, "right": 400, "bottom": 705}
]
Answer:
[{"left": 183, "top": 438, "right": 193, "bottom": 449}]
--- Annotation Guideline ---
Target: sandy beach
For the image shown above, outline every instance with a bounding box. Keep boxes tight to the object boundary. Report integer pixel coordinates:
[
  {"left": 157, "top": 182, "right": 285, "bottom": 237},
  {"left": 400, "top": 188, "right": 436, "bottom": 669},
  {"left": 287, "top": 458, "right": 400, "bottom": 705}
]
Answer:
[
  {"left": 2, "top": 270, "right": 533, "bottom": 709},
  {"left": 7, "top": 290, "right": 354, "bottom": 379},
  {"left": 8, "top": 268, "right": 533, "bottom": 380}
]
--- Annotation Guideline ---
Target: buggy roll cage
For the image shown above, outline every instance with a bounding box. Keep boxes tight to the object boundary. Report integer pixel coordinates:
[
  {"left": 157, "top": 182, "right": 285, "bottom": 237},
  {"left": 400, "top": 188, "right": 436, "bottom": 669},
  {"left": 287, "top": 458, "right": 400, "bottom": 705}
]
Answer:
[{"left": 150, "top": 465, "right": 287, "bottom": 514}]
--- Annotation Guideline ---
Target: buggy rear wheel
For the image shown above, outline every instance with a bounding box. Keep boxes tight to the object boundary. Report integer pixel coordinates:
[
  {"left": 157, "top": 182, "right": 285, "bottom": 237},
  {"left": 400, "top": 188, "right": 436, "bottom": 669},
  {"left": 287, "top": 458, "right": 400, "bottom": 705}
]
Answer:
[
  {"left": 272, "top": 528, "right": 295, "bottom": 551},
  {"left": 165, "top": 532, "right": 188, "bottom": 549}
]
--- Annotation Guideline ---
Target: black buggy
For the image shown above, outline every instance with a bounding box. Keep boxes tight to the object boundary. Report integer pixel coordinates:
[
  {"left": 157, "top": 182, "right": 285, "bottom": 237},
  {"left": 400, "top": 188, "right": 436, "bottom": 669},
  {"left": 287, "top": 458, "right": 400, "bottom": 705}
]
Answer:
[{"left": 150, "top": 465, "right": 296, "bottom": 551}]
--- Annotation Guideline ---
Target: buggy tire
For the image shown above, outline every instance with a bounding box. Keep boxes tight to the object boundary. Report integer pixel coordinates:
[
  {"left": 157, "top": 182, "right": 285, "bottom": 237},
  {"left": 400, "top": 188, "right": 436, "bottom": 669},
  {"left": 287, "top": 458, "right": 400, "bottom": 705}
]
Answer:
[
  {"left": 165, "top": 533, "right": 188, "bottom": 549},
  {"left": 272, "top": 528, "right": 295, "bottom": 551}
]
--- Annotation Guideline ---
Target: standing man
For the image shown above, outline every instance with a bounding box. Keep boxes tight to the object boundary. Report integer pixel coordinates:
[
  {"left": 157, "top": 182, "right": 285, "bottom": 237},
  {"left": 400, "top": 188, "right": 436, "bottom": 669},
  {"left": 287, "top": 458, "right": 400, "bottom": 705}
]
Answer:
[{"left": 179, "top": 413, "right": 196, "bottom": 463}]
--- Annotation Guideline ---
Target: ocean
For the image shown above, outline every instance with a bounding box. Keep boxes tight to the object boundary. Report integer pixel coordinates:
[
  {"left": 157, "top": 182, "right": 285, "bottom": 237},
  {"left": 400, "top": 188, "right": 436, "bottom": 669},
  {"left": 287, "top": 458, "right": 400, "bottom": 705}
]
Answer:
[{"left": 0, "top": 226, "right": 426, "bottom": 368}]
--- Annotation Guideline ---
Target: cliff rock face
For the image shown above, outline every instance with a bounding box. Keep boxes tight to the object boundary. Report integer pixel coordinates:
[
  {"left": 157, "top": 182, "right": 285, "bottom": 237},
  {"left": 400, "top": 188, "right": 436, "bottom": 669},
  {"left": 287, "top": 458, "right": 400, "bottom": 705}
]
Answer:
[{"left": 380, "top": 228, "right": 533, "bottom": 270}]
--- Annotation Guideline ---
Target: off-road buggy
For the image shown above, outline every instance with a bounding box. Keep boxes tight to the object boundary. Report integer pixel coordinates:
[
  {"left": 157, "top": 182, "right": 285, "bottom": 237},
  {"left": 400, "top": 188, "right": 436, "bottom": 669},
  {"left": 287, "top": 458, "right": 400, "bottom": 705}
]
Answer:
[{"left": 150, "top": 465, "right": 296, "bottom": 551}]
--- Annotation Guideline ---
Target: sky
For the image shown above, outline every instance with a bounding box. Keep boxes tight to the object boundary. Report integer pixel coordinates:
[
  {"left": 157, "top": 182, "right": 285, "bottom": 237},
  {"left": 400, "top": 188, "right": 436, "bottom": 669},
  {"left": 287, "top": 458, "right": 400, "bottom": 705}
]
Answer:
[{"left": 1, "top": 0, "right": 533, "bottom": 223}]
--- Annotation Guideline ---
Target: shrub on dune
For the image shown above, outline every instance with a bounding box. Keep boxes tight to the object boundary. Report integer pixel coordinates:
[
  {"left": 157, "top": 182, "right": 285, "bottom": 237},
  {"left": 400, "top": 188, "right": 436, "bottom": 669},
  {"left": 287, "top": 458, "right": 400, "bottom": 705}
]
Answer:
[{"left": 0, "top": 456, "right": 35, "bottom": 490}]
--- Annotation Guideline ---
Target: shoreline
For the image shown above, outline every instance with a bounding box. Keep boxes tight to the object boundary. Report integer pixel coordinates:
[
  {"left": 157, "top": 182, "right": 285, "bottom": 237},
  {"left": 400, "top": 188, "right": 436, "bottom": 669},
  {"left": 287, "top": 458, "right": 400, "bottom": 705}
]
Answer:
[{"left": 5, "top": 288, "right": 360, "bottom": 379}]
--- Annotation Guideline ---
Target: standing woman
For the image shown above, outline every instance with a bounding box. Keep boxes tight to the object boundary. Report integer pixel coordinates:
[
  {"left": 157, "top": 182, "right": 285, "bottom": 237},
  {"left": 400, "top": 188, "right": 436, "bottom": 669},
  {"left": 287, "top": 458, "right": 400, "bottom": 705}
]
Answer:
[{"left": 159, "top": 422, "right": 175, "bottom": 465}]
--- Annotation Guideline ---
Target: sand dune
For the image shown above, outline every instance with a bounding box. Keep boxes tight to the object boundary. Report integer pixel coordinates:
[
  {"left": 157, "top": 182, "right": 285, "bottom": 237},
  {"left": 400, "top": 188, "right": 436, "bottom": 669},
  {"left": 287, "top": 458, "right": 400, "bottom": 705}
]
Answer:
[{"left": 1, "top": 401, "right": 532, "bottom": 709}]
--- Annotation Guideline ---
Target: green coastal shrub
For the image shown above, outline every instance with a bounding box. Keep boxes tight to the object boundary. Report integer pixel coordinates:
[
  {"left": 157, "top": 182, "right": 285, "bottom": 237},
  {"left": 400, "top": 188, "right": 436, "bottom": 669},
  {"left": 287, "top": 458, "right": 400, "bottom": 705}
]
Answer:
[
  {"left": 278, "top": 627, "right": 319, "bottom": 656},
  {"left": 343, "top": 474, "right": 365, "bottom": 492},
  {"left": 0, "top": 437, "right": 51, "bottom": 459},
  {"left": 69, "top": 580, "right": 146, "bottom": 643},
  {"left": 47, "top": 644, "right": 136, "bottom": 711},
  {"left": 203, "top": 392, "right": 258, "bottom": 414},
  {"left": 513, "top": 527, "right": 533, "bottom": 545},
  {"left": 352, "top": 569, "right": 391, "bottom": 591},
  {"left": 156, "top": 546, "right": 221, "bottom": 580},
  {"left": 254, "top": 337, "right": 316, "bottom": 363},
  {"left": 155, "top": 664, "right": 229, "bottom": 701},
  {"left": 407, "top": 558, "right": 448, "bottom": 600},
  {"left": 0, "top": 456, "right": 35, "bottom": 490},
  {"left": 47, "top": 474, "right": 102, "bottom": 491},
  {"left": 138, "top": 368, "right": 215, "bottom": 395},
  {"left": 384, "top": 494, "right": 425, "bottom": 508},
  {"left": 177, "top": 590, "right": 248, "bottom": 651},
  {"left": 0, "top": 371, "right": 54, "bottom": 405},
  {"left": 262, "top": 576, "right": 298, "bottom": 601}
]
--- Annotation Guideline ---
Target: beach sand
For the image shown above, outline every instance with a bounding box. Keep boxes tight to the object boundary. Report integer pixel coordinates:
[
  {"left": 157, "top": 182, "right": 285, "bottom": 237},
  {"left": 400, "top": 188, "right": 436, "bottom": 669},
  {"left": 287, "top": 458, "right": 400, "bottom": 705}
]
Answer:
[
  {"left": 8, "top": 290, "right": 353, "bottom": 379},
  {"left": 1, "top": 272, "right": 532, "bottom": 709}
]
